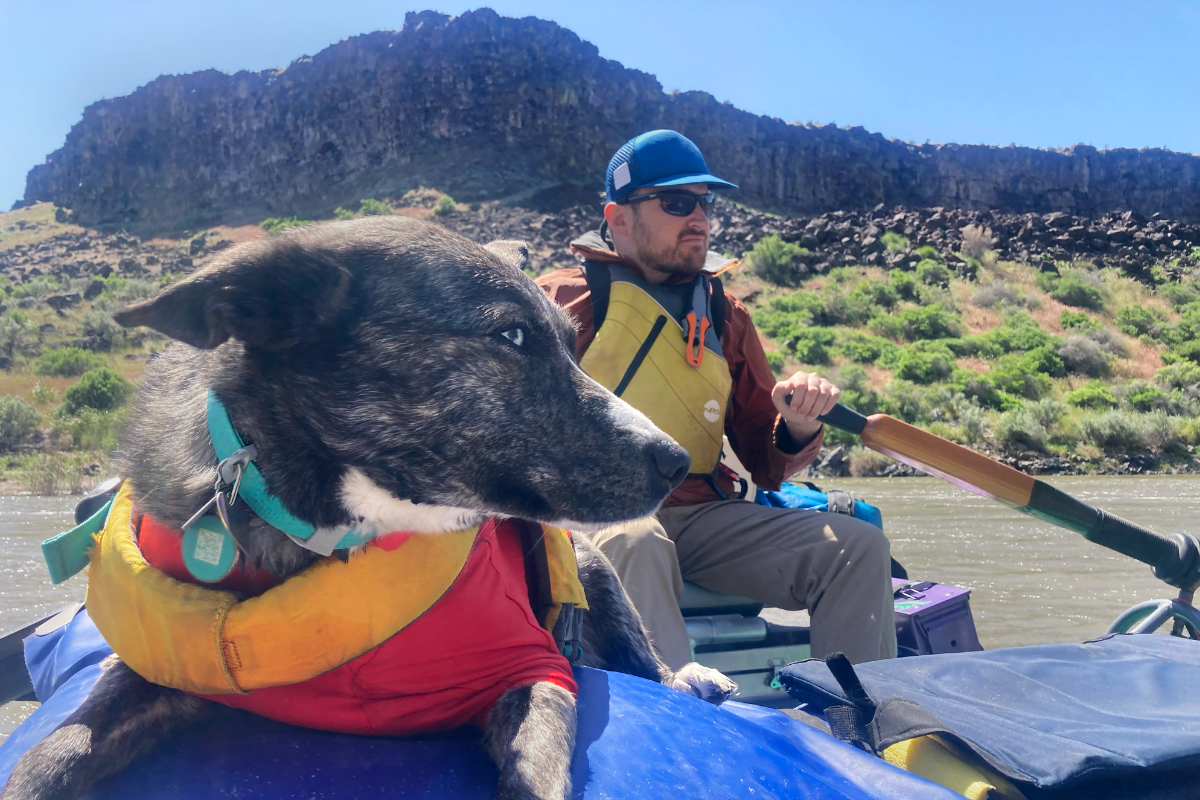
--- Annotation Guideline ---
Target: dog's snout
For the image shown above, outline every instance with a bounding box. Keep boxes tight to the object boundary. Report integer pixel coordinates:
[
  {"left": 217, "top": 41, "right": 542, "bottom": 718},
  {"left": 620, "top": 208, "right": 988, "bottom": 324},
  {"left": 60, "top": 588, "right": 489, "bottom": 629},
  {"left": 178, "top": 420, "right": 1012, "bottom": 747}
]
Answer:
[{"left": 650, "top": 441, "right": 690, "bottom": 488}]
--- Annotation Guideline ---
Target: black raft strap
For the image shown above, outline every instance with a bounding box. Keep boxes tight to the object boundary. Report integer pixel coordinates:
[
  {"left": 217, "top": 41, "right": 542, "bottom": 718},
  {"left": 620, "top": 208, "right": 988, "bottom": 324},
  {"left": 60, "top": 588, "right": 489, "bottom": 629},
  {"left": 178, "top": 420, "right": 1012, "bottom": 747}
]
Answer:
[{"left": 823, "top": 652, "right": 880, "bottom": 754}]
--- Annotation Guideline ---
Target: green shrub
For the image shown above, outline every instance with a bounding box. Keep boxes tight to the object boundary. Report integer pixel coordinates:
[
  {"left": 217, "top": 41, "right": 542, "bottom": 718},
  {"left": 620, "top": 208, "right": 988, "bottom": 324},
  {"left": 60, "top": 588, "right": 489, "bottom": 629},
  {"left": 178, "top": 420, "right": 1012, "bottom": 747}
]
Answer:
[
  {"left": 1141, "top": 411, "right": 1184, "bottom": 453},
  {"left": 1021, "top": 344, "right": 1066, "bottom": 378},
  {"left": 1060, "top": 309, "right": 1100, "bottom": 330},
  {"left": 1027, "top": 398, "right": 1066, "bottom": 431},
  {"left": 879, "top": 379, "right": 925, "bottom": 423},
  {"left": 1171, "top": 340, "right": 1200, "bottom": 365},
  {"left": 895, "top": 303, "right": 960, "bottom": 341},
  {"left": 764, "top": 350, "right": 786, "bottom": 375},
  {"left": 881, "top": 231, "right": 909, "bottom": 252},
  {"left": 868, "top": 314, "right": 906, "bottom": 341},
  {"left": 894, "top": 342, "right": 955, "bottom": 384},
  {"left": 259, "top": 216, "right": 310, "bottom": 234},
  {"left": 1066, "top": 381, "right": 1118, "bottom": 409},
  {"left": 913, "top": 245, "right": 939, "bottom": 259},
  {"left": 1124, "top": 381, "right": 1166, "bottom": 412},
  {"left": 1154, "top": 361, "right": 1200, "bottom": 391},
  {"left": 34, "top": 347, "right": 103, "bottom": 377},
  {"left": 1081, "top": 410, "right": 1148, "bottom": 454},
  {"left": 990, "top": 354, "right": 1052, "bottom": 399},
  {"left": 432, "top": 195, "right": 457, "bottom": 216},
  {"left": 1162, "top": 282, "right": 1200, "bottom": 308},
  {"left": 1050, "top": 271, "right": 1106, "bottom": 310},
  {"left": 915, "top": 259, "right": 952, "bottom": 287},
  {"left": 0, "top": 311, "right": 31, "bottom": 360},
  {"left": 1115, "top": 305, "right": 1166, "bottom": 338},
  {"left": 957, "top": 312, "right": 1056, "bottom": 357},
  {"left": 889, "top": 269, "right": 919, "bottom": 301},
  {"left": 334, "top": 206, "right": 355, "bottom": 220},
  {"left": 747, "top": 235, "right": 808, "bottom": 286},
  {"left": 787, "top": 327, "right": 835, "bottom": 365},
  {"left": 358, "top": 198, "right": 393, "bottom": 216},
  {"left": 12, "top": 276, "right": 61, "bottom": 299},
  {"left": 848, "top": 279, "right": 898, "bottom": 310},
  {"left": 839, "top": 332, "right": 897, "bottom": 364},
  {"left": 996, "top": 410, "right": 1048, "bottom": 453},
  {"left": 957, "top": 404, "right": 989, "bottom": 444},
  {"left": 60, "top": 368, "right": 135, "bottom": 415},
  {"left": 0, "top": 396, "right": 40, "bottom": 450},
  {"left": 55, "top": 407, "right": 127, "bottom": 451}
]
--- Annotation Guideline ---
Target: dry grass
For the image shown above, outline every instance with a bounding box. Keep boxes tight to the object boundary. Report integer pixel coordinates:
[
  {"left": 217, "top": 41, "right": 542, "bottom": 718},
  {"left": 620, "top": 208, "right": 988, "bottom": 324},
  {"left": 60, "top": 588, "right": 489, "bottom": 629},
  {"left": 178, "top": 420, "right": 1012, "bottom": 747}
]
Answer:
[
  {"left": 1111, "top": 338, "right": 1167, "bottom": 380},
  {"left": 956, "top": 356, "right": 992, "bottom": 373},
  {"left": 962, "top": 305, "right": 1002, "bottom": 334},
  {"left": 1029, "top": 295, "right": 1071, "bottom": 332},
  {"left": 0, "top": 203, "right": 82, "bottom": 252}
]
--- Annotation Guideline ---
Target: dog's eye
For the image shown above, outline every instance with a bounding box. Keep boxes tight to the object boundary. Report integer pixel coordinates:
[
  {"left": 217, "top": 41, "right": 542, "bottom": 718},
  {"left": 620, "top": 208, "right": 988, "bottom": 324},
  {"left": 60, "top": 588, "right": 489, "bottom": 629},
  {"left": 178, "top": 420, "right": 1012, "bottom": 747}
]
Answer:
[{"left": 499, "top": 328, "right": 525, "bottom": 347}]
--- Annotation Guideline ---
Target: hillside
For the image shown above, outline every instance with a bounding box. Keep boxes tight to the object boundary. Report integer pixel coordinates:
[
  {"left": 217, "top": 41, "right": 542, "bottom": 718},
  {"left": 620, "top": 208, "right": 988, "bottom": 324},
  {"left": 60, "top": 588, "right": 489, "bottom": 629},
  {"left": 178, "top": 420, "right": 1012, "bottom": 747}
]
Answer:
[
  {"left": 18, "top": 8, "right": 1200, "bottom": 233},
  {"left": 3, "top": 190, "right": 1200, "bottom": 490}
]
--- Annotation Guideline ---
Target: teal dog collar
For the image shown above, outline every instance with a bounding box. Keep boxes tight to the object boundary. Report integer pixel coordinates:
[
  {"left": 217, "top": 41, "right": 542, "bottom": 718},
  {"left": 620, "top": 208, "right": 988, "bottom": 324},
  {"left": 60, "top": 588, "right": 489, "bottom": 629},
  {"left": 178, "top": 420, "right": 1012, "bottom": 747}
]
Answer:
[{"left": 207, "top": 390, "right": 373, "bottom": 555}]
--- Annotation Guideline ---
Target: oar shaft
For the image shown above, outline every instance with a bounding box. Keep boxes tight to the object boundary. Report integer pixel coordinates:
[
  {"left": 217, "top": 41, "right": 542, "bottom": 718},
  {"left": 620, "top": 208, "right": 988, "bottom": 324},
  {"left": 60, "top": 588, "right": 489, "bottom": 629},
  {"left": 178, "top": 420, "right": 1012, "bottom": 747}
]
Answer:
[{"left": 812, "top": 402, "right": 1200, "bottom": 590}]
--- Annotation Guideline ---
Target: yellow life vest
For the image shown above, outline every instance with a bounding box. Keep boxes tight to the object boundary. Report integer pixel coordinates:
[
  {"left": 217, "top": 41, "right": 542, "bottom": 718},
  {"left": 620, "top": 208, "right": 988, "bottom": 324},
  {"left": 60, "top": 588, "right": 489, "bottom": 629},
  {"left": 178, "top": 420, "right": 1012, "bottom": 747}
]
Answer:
[
  {"left": 82, "top": 481, "right": 587, "bottom": 695},
  {"left": 579, "top": 263, "right": 732, "bottom": 475}
]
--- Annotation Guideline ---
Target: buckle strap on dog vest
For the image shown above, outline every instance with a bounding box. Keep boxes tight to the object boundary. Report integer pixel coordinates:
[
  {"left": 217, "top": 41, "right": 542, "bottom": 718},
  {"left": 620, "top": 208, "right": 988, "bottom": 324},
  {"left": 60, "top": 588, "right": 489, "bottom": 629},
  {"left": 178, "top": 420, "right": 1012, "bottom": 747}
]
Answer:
[
  {"left": 41, "top": 496, "right": 116, "bottom": 584},
  {"left": 207, "top": 391, "right": 373, "bottom": 554}
]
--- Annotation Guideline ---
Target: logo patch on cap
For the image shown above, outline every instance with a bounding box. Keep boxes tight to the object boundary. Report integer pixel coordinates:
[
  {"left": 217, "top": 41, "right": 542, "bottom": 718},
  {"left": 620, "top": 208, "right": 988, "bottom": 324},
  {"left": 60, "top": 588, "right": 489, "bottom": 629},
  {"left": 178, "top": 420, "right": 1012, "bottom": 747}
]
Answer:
[{"left": 613, "top": 162, "right": 631, "bottom": 190}]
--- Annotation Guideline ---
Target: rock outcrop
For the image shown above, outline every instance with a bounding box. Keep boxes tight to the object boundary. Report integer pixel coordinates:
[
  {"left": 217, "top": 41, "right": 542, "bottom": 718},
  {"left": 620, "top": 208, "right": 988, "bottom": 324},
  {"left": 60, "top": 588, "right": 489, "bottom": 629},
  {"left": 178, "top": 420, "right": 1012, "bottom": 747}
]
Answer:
[{"left": 20, "top": 9, "right": 1200, "bottom": 233}]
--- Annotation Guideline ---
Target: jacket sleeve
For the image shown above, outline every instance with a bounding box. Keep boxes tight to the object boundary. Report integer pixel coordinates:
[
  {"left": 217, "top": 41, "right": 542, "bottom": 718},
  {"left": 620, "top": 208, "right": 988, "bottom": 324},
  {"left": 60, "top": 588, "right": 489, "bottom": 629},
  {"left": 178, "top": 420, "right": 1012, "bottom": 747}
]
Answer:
[
  {"left": 535, "top": 268, "right": 595, "bottom": 360},
  {"left": 722, "top": 297, "right": 824, "bottom": 491}
]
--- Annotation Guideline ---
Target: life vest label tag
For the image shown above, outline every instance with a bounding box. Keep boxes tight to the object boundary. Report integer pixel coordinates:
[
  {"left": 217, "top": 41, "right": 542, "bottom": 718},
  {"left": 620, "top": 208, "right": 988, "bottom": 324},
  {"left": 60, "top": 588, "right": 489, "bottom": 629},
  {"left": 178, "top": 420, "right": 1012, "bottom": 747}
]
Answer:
[{"left": 703, "top": 399, "right": 720, "bottom": 423}]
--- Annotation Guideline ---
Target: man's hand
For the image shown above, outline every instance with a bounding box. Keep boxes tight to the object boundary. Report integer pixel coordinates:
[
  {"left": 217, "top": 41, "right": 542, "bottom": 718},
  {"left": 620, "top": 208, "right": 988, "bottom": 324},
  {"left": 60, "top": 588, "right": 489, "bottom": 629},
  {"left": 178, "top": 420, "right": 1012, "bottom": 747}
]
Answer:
[{"left": 771, "top": 371, "right": 840, "bottom": 445}]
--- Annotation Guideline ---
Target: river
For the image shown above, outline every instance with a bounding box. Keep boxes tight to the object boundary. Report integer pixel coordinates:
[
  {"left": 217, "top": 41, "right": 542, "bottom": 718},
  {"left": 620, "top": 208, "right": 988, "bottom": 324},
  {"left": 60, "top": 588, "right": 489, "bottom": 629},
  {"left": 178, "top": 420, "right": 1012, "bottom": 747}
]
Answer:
[{"left": 1, "top": 475, "right": 1195, "bottom": 741}]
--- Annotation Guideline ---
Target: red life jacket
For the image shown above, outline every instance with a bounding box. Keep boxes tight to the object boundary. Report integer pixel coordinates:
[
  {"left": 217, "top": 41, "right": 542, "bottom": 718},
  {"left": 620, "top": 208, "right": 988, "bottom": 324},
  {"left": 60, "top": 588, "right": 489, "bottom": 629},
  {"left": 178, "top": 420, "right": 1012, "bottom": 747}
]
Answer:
[{"left": 138, "top": 516, "right": 577, "bottom": 735}]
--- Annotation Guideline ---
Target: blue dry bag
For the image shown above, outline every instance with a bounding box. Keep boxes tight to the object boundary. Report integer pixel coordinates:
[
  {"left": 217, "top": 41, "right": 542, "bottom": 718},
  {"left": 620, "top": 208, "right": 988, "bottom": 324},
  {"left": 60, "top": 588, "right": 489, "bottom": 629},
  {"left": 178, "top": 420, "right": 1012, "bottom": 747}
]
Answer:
[{"left": 756, "top": 482, "right": 883, "bottom": 529}]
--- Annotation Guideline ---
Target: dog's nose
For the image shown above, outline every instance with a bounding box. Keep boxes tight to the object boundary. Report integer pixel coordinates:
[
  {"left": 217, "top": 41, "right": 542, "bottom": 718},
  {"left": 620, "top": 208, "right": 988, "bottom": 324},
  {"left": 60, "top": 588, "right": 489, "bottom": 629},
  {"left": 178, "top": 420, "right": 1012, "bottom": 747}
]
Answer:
[{"left": 649, "top": 440, "right": 690, "bottom": 488}]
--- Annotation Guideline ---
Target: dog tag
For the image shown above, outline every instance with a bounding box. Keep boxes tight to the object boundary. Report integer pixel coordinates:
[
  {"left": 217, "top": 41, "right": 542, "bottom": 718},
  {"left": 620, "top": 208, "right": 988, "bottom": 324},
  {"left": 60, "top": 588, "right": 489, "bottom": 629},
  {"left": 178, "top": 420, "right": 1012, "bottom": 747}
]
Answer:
[{"left": 182, "top": 515, "right": 237, "bottom": 583}]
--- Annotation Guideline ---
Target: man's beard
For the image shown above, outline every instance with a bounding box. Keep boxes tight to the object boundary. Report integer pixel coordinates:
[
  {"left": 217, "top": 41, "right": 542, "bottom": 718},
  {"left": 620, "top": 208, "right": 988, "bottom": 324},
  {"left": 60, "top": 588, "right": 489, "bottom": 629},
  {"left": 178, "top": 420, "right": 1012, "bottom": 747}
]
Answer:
[{"left": 630, "top": 218, "right": 708, "bottom": 277}]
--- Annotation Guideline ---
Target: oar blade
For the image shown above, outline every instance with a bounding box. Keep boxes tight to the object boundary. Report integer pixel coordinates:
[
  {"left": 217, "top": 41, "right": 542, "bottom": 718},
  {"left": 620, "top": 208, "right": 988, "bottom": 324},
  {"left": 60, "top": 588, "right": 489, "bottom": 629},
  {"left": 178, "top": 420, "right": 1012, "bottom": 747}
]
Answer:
[{"left": 860, "top": 414, "right": 1035, "bottom": 508}]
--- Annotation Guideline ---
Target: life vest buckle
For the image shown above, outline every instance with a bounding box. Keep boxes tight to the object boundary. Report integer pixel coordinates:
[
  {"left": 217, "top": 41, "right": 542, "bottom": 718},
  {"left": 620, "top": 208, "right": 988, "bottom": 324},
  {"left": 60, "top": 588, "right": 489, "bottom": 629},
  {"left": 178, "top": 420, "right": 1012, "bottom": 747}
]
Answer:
[{"left": 685, "top": 312, "right": 709, "bottom": 368}]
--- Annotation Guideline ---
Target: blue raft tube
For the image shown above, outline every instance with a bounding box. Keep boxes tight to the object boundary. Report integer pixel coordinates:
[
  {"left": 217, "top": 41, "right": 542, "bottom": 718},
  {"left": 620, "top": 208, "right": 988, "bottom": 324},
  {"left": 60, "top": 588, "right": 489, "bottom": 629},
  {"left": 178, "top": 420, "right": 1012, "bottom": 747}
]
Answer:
[{"left": 0, "top": 604, "right": 960, "bottom": 800}]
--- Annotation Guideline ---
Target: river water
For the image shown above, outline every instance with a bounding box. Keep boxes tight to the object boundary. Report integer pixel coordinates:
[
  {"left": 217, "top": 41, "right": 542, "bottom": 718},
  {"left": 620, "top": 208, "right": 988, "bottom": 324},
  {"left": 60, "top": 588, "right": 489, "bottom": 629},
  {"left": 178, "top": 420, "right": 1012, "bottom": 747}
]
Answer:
[{"left": 0, "top": 475, "right": 1195, "bottom": 741}]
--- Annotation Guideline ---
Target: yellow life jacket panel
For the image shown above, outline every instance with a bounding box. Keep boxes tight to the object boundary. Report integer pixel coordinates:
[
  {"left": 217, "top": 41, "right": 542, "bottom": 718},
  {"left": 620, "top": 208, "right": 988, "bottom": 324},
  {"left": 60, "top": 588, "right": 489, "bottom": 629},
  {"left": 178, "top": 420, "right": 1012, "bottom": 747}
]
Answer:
[
  {"left": 81, "top": 481, "right": 586, "bottom": 695},
  {"left": 579, "top": 262, "right": 732, "bottom": 475}
]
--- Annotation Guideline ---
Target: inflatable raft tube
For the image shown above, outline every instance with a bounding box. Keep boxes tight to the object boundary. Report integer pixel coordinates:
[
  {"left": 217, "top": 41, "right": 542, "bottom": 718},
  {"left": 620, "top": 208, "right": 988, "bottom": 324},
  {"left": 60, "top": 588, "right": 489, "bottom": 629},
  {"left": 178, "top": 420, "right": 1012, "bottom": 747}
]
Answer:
[{"left": 0, "top": 607, "right": 960, "bottom": 799}]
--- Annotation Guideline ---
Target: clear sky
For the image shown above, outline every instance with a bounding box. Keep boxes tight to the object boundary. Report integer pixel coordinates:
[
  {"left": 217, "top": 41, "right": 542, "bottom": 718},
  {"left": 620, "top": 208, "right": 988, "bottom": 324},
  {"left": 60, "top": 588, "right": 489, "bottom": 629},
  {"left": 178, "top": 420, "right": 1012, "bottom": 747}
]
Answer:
[{"left": 2, "top": 1, "right": 1198, "bottom": 210}]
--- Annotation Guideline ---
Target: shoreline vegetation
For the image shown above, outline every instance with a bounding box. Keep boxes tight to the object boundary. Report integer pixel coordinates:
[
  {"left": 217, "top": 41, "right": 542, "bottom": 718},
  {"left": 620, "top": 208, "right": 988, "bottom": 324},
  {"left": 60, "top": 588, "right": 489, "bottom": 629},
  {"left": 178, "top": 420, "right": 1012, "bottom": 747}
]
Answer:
[{"left": 2, "top": 193, "right": 1199, "bottom": 494}]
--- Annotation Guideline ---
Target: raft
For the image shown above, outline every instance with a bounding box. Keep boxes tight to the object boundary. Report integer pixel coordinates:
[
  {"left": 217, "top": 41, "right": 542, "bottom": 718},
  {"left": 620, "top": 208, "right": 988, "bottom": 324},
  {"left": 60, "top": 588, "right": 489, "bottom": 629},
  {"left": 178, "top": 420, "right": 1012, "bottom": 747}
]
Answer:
[{"left": 0, "top": 606, "right": 960, "bottom": 800}]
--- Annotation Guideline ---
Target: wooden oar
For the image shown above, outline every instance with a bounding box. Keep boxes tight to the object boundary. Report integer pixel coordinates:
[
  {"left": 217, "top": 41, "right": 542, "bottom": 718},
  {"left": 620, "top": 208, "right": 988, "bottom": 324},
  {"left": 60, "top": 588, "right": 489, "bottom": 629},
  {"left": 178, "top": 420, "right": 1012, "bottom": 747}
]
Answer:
[{"left": 810, "top": 403, "right": 1200, "bottom": 590}]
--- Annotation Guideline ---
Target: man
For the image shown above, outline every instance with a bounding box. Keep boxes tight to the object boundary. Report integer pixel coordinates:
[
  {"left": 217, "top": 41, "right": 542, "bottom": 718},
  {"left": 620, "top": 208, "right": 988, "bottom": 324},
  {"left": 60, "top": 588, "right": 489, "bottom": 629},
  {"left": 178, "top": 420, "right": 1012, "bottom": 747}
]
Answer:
[{"left": 537, "top": 129, "right": 897, "bottom": 670}]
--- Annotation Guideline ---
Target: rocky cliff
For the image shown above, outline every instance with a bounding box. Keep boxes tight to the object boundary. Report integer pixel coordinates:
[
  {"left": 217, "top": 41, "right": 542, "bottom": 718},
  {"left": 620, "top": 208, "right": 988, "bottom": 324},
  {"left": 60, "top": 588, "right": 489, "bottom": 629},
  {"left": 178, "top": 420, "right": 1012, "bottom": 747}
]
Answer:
[{"left": 21, "top": 8, "right": 1200, "bottom": 232}]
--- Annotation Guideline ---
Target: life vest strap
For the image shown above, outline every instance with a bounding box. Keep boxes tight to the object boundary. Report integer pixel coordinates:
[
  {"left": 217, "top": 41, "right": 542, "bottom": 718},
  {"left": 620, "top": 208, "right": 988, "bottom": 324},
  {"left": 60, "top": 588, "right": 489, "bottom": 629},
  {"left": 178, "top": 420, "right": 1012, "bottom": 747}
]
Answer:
[{"left": 42, "top": 496, "right": 115, "bottom": 585}]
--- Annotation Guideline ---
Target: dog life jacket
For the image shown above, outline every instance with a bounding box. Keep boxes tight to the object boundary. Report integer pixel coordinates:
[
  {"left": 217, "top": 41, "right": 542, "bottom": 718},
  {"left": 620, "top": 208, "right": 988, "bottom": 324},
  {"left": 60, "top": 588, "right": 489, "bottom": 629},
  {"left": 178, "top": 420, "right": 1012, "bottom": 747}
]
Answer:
[
  {"left": 75, "top": 482, "right": 587, "bottom": 733},
  {"left": 578, "top": 260, "right": 732, "bottom": 476}
]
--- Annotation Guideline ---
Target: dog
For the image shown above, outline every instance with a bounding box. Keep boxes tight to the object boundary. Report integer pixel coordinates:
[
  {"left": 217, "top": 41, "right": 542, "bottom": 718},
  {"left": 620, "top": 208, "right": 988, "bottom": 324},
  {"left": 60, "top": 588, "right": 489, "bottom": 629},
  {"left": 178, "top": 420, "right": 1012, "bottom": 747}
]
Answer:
[{"left": 1, "top": 216, "right": 736, "bottom": 800}]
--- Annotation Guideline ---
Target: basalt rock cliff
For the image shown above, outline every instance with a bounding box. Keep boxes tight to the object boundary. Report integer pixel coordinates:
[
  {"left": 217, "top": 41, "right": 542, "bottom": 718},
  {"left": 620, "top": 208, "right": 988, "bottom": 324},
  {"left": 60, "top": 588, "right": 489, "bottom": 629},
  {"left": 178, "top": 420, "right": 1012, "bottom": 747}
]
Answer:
[{"left": 20, "top": 8, "right": 1200, "bottom": 232}]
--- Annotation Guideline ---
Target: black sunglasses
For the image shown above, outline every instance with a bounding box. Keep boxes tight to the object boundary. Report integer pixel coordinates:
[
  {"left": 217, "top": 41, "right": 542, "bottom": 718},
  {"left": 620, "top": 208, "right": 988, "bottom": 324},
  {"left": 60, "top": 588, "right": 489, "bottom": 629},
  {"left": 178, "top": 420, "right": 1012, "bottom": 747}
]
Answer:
[{"left": 621, "top": 190, "right": 716, "bottom": 218}]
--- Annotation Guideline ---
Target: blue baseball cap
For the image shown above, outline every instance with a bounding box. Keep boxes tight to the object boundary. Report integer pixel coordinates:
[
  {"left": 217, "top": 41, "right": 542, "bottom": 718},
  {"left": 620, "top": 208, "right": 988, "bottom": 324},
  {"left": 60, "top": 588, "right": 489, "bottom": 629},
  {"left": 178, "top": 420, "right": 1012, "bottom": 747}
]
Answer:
[{"left": 605, "top": 130, "right": 738, "bottom": 203}]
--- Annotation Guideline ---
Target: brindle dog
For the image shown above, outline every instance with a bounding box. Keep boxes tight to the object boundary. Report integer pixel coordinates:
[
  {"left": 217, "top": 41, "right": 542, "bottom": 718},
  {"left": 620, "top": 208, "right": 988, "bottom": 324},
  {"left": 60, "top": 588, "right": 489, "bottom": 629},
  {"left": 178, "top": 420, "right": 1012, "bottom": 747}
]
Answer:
[{"left": 1, "top": 217, "right": 736, "bottom": 800}]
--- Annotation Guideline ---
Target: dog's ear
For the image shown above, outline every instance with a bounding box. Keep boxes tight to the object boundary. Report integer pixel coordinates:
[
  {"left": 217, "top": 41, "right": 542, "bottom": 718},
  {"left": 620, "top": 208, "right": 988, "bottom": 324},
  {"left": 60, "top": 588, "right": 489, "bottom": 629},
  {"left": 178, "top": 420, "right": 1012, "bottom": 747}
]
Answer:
[
  {"left": 113, "top": 238, "right": 353, "bottom": 350},
  {"left": 484, "top": 240, "right": 530, "bottom": 272}
]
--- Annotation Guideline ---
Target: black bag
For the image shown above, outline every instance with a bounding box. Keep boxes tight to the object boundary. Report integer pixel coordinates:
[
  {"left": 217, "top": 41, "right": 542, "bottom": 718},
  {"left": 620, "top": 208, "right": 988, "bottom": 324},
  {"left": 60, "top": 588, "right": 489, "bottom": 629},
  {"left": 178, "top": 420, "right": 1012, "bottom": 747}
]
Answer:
[{"left": 779, "top": 635, "right": 1200, "bottom": 799}]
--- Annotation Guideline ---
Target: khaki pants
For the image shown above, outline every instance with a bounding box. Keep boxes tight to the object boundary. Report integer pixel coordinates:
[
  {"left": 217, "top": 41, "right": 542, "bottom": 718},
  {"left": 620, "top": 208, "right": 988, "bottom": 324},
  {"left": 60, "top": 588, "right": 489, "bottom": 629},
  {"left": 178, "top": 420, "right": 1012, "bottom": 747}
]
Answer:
[{"left": 589, "top": 500, "right": 897, "bottom": 669}]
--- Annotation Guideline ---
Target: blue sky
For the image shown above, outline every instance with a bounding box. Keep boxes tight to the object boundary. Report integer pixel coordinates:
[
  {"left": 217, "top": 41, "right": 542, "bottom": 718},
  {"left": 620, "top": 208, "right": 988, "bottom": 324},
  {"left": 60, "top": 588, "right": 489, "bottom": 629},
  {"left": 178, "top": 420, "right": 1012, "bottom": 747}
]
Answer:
[{"left": 2, "top": 1, "right": 1198, "bottom": 210}]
